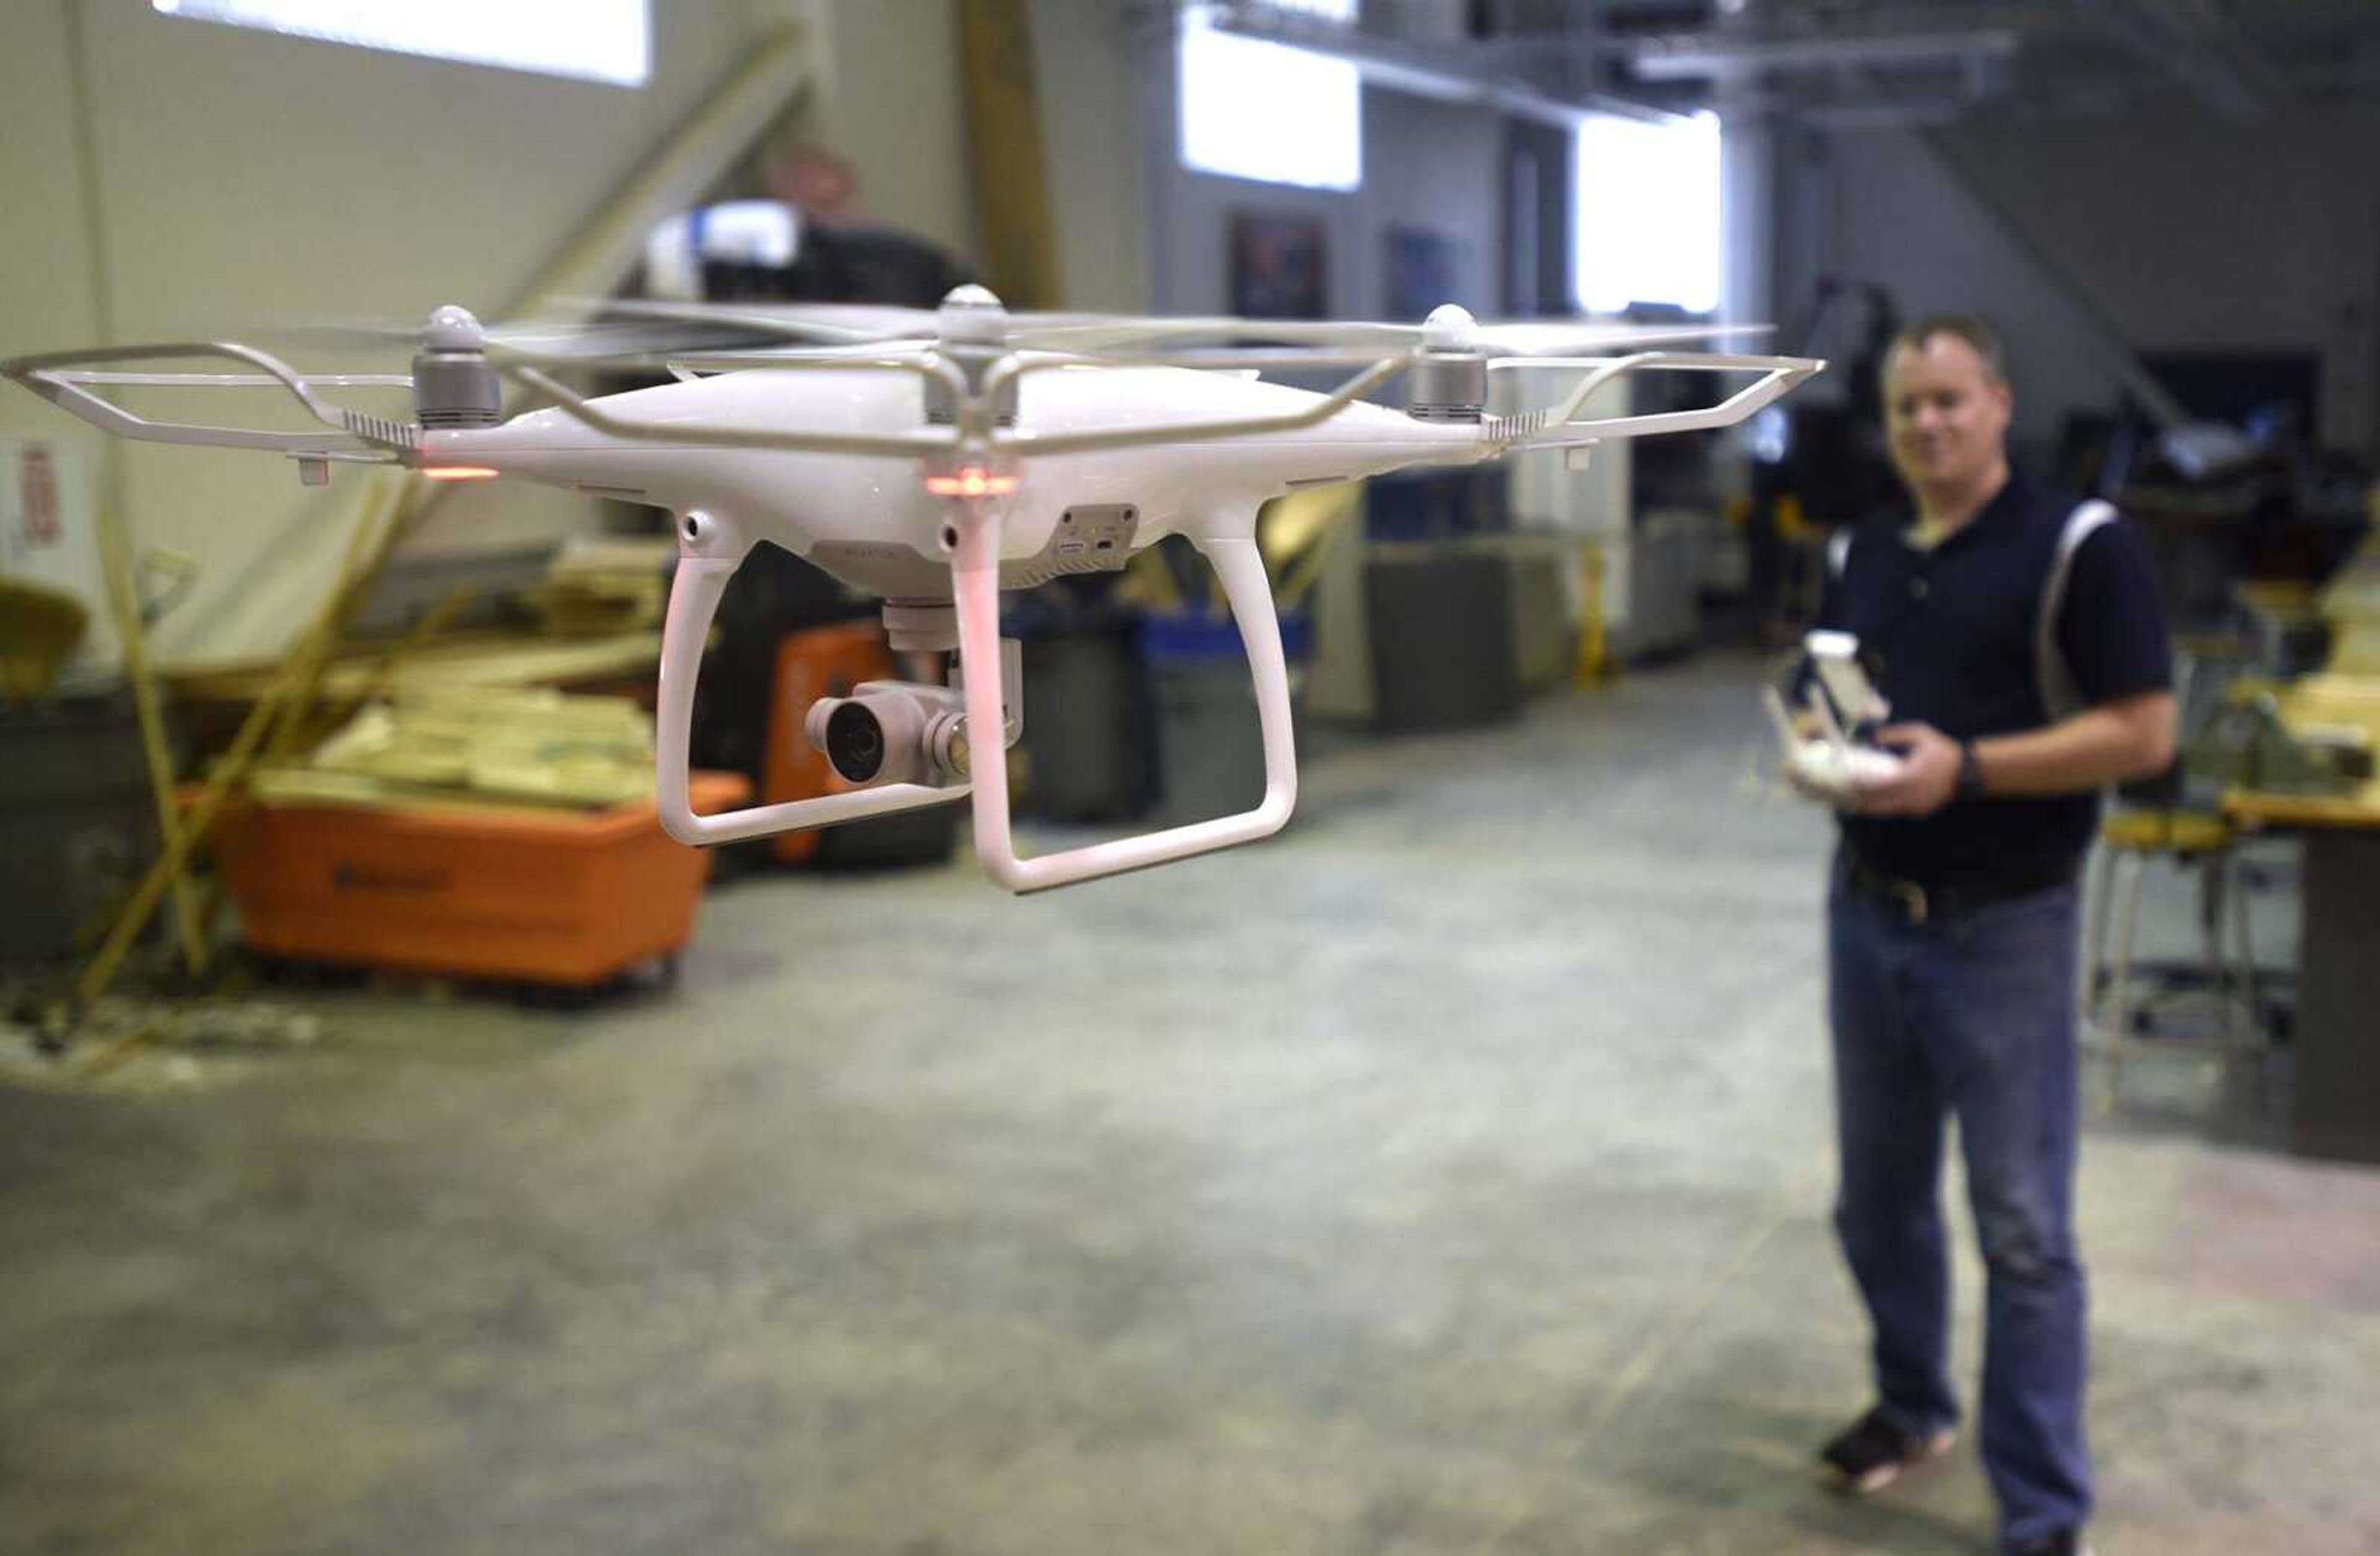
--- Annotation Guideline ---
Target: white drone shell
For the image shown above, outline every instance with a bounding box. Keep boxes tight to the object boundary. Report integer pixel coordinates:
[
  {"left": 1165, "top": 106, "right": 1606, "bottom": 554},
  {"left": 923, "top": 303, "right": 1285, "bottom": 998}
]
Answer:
[{"left": 1, "top": 289, "right": 1827, "bottom": 892}]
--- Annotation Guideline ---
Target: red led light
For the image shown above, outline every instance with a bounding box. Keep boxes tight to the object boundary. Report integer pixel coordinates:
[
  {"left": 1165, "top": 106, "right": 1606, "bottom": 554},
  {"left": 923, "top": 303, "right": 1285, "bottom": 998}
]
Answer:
[
  {"left": 420, "top": 464, "right": 500, "bottom": 482},
  {"left": 924, "top": 467, "right": 1018, "bottom": 498}
]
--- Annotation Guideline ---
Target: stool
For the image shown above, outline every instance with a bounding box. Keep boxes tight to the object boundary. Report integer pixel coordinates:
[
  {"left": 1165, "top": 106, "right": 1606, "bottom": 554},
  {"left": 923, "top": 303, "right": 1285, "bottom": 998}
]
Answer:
[{"left": 2082, "top": 806, "right": 2267, "bottom": 1101}]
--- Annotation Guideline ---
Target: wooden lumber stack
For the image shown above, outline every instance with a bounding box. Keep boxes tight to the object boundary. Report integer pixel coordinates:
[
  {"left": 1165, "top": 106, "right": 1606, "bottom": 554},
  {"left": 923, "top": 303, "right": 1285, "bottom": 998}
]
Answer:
[
  {"left": 251, "top": 686, "right": 656, "bottom": 812},
  {"left": 514, "top": 536, "right": 671, "bottom": 637}
]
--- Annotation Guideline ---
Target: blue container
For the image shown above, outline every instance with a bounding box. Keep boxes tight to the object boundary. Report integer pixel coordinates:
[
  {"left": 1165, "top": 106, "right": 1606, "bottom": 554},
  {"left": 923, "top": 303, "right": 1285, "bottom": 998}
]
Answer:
[{"left": 1140, "top": 610, "right": 1313, "bottom": 663}]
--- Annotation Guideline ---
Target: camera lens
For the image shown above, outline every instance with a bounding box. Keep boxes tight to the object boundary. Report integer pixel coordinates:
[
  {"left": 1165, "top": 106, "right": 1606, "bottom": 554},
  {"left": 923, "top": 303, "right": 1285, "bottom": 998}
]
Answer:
[{"left": 824, "top": 702, "right": 886, "bottom": 782}]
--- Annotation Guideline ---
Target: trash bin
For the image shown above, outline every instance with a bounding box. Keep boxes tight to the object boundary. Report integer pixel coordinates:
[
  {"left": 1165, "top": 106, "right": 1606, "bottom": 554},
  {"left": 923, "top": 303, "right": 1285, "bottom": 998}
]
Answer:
[
  {"left": 1364, "top": 547, "right": 1522, "bottom": 732},
  {"left": 1142, "top": 611, "right": 1310, "bottom": 828},
  {"left": 1016, "top": 622, "right": 1155, "bottom": 823},
  {"left": 0, "top": 695, "right": 160, "bottom": 963}
]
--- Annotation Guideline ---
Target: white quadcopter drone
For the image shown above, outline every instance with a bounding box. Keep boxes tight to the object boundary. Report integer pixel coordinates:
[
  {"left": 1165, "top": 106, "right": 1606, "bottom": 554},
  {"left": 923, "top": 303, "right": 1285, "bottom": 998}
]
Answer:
[{"left": 4, "top": 286, "right": 1822, "bottom": 892}]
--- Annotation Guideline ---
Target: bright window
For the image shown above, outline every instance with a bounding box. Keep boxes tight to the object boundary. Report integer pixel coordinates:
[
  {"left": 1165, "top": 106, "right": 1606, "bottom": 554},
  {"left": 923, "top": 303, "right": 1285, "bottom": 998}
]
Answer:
[
  {"left": 1574, "top": 110, "right": 1721, "bottom": 314},
  {"left": 1178, "top": 1, "right": 1362, "bottom": 192},
  {"left": 152, "top": 0, "right": 651, "bottom": 87}
]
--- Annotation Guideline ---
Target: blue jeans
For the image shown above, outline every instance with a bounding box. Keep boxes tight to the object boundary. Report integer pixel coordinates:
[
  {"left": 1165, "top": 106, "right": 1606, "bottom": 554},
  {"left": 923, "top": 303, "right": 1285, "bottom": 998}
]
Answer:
[{"left": 1828, "top": 854, "right": 2092, "bottom": 1547}]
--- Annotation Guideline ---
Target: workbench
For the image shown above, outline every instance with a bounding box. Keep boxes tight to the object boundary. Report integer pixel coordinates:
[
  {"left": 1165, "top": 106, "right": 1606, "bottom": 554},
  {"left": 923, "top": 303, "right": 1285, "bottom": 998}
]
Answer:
[{"left": 2223, "top": 674, "right": 2380, "bottom": 1166}]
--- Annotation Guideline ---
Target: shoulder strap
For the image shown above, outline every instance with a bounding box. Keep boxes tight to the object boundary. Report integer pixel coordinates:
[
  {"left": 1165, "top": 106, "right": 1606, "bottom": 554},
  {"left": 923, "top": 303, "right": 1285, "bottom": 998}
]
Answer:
[{"left": 2036, "top": 499, "right": 2118, "bottom": 720}]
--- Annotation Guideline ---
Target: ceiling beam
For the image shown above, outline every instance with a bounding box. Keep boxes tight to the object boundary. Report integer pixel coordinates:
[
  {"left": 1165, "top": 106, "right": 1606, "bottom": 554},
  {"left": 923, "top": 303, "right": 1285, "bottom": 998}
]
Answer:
[
  {"left": 2078, "top": 0, "right": 2288, "bottom": 118},
  {"left": 1629, "top": 26, "right": 2022, "bottom": 81},
  {"left": 1202, "top": 1, "right": 1679, "bottom": 124}
]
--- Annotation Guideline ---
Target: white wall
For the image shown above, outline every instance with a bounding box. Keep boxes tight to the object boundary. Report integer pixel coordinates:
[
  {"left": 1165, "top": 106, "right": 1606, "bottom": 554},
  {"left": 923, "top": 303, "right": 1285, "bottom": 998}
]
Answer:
[
  {"left": 1719, "top": 115, "right": 1775, "bottom": 335},
  {"left": 1, "top": 4, "right": 118, "bottom": 668},
  {"left": 802, "top": 0, "right": 973, "bottom": 262},
  {"left": 1028, "top": 0, "right": 1155, "bottom": 314},
  {"left": 1150, "top": 73, "right": 1507, "bottom": 322},
  {"left": 1937, "top": 102, "right": 2379, "bottom": 456},
  {"left": 1778, "top": 125, "right": 2144, "bottom": 458},
  {"left": 0, "top": 0, "right": 974, "bottom": 669},
  {"left": 1778, "top": 103, "right": 2380, "bottom": 461}
]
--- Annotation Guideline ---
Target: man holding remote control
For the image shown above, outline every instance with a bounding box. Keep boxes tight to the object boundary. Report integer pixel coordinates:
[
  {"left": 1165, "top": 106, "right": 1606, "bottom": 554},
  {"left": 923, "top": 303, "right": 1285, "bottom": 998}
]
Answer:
[{"left": 1806, "top": 316, "right": 2175, "bottom": 1556}]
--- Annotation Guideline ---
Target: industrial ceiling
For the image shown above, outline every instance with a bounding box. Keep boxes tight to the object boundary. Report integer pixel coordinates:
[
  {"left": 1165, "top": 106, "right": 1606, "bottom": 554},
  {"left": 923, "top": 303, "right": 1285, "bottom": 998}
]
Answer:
[{"left": 1192, "top": 1, "right": 2380, "bottom": 127}]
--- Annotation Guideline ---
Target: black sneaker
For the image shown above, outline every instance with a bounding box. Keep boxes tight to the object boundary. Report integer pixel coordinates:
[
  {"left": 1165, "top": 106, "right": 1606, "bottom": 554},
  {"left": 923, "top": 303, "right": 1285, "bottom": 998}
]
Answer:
[
  {"left": 1816, "top": 1405, "right": 1956, "bottom": 1496},
  {"left": 2005, "top": 1532, "right": 2093, "bottom": 1556}
]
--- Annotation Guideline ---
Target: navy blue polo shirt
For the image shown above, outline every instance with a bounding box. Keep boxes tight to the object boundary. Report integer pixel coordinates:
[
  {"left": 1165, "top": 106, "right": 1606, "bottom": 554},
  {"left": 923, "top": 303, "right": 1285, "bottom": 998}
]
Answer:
[{"left": 1817, "top": 469, "right": 2172, "bottom": 888}]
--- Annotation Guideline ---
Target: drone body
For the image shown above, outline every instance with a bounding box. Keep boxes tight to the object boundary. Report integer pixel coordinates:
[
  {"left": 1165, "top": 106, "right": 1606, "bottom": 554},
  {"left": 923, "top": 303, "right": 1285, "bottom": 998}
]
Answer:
[
  {"left": 6, "top": 288, "right": 1823, "bottom": 892},
  {"left": 439, "top": 360, "right": 1481, "bottom": 603}
]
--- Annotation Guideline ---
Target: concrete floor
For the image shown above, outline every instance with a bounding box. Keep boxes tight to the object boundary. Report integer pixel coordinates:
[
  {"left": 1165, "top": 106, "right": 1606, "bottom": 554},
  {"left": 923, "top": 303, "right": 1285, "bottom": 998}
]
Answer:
[{"left": 4, "top": 652, "right": 2376, "bottom": 1555}]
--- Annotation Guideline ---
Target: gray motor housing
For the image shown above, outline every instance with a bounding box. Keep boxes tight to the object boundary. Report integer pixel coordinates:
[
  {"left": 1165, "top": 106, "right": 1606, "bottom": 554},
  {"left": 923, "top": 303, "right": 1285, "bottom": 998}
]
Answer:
[
  {"left": 412, "top": 351, "right": 502, "bottom": 428},
  {"left": 1407, "top": 350, "right": 1486, "bottom": 423}
]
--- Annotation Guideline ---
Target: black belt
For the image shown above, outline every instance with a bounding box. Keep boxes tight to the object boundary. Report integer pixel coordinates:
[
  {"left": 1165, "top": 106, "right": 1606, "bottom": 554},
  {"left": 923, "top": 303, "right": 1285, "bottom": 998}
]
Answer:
[{"left": 1837, "top": 852, "right": 2073, "bottom": 927}]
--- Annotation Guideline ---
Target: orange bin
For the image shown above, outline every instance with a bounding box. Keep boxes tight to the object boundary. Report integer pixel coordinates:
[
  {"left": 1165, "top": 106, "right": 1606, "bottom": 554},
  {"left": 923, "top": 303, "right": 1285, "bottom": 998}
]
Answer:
[{"left": 205, "top": 771, "right": 749, "bottom": 987}]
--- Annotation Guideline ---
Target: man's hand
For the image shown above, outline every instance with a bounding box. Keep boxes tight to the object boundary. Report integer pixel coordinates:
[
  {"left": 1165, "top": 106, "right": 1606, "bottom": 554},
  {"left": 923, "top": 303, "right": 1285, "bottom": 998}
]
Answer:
[
  {"left": 1783, "top": 749, "right": 1843, "bottom": 805},
  {"left": 1856, "top": 722, "right": 1963, "bottom": 815}
]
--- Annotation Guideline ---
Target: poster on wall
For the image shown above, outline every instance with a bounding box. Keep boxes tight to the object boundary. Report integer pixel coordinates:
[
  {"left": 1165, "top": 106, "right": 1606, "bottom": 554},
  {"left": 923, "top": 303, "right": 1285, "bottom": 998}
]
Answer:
[
  {"left": 1383, "top": 226, "right": 1460, "bottom": 322},
  {"left": 1230, "top": 210, "right": 1328, "bottom": 320}
]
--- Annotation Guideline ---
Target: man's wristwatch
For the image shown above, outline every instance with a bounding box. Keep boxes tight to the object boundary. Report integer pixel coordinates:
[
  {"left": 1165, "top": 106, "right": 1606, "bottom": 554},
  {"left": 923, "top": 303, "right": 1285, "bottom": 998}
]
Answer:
[{"left": 1955, "top": 741, "right": 1988, "bottom": 801}]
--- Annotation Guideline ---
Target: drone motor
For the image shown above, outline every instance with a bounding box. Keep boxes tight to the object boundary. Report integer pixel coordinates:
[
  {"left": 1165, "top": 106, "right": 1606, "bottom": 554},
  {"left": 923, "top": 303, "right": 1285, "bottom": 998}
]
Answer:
[
  {"left": 922, "top": 285, "right": 1020, "bottom": 428},
  {"left": 410, "top": 305, "right": 502, "bottom": 429},
  {"left": 1406, "top": 304, "right": 1487, "bottom": 423}
]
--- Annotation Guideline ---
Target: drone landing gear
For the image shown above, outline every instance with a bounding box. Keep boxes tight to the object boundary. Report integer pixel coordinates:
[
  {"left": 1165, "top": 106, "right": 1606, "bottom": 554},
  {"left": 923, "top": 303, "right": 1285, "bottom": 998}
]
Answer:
[
  {"left": 652, "top": 504, "right": 1298, "bottom": 890},
  {"left": 947, "top": 502, "right": 1296, "bottom": 893},
  {"left": 653, "top": 550, "right": 973, "bottom": 846}
]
